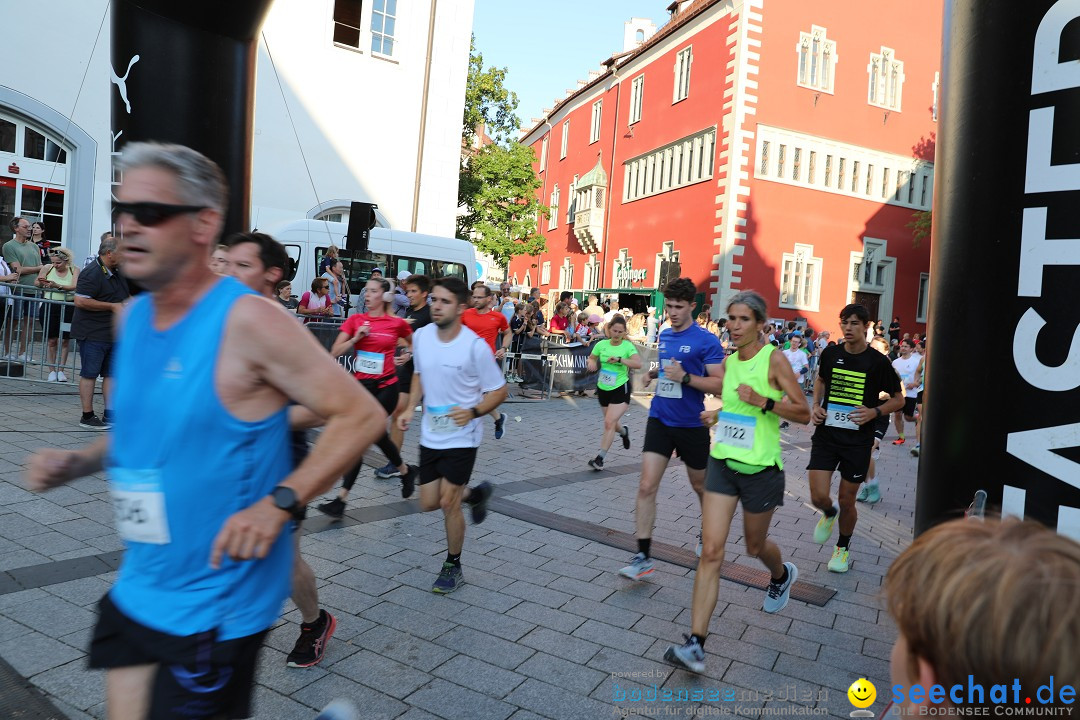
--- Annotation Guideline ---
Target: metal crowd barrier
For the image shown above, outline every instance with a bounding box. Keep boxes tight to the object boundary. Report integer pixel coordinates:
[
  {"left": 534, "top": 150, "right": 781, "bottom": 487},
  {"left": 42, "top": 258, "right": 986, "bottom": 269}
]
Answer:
[{"left": 0, "top": 283, "right": 80, "bottom": 383}]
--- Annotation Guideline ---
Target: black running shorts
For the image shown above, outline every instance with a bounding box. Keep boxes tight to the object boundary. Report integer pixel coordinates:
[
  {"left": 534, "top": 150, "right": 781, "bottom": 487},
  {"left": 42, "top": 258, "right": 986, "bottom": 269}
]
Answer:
[
  {"left": 807, "top": 437, "right": 873, "bottom": 483},
  {"left": 88, "top": 594, "right": 268, "bottom": 720},
  {"left": 596, "top": 384, "right": 630, "bottom": 407},
  {"left": 419, "top": 446, "right": 478, "bottom": 487},
  {"left": 642, "top": 417, "right": 710, "bottom": 470}
]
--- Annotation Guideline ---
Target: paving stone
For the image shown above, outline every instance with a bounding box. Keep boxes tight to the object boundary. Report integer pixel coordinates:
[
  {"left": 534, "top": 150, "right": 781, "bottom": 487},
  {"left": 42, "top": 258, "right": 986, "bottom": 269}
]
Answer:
[
  {"left": 504, "top": 677, "right": 612, "bottom": 720},
  {"left": 251, "top": 686, "right": 320, "bottom": 720},
  {"left": 352, "top": 624, "right": 456, "bottom": 672},
  {"left": 547, "top": 576, "right": 614, "bottom": 602},
  {"left": 330, "top": 567, "right": 400, "bottom": 597},
  {"left": 772, "top": 653, "right": 867, "bottom": 693},
  {"left": 741, "top": 625, "right": 820, "bottom": 661},
  {"left": 30, "top": 658, "right": 106, "bottom": 711},
  {"left": 434, "top": 626, "right": 535, "bottom": 671},
  {"left": 571, "top": 618, "right": 654, "bottom": 656},
  {"left": 313, "top": 581, "right": 381, "bottom": 616},
  {"left": 516, "top": 651, "right": 607, "bottom": 696},
  {"left": 500, "top": 579, "right": 573, "bottom": 608},
  {"left": 0, "top": 630, "right": 83, "bottom": 677},
  {"left": 405, "top": 678, "right": 517, "bottom": 720},
  {"left": 519, "top": 626, "right": 600, "bottom": 664},
  {"left": 430, "top": 653, "right": 527, "bottom": 697},
  {"left": 41, "top": 575, "right": 111, "bottom": 607},
  {"left": 506, "top": 601, "right": 586, "bottom": 634},
  {"left": 329, "top": 649, "right": 430, "bottom": 699},
  {"left": 446, "top": 582, "right": 520, "bottom": 613},
  {"left": 253, "top": 646, "right": 329, "bottom": 695},
  {"left": 560, "top": 596, "right": 643, "bottom": 629},
  {"left": 5, "top": 498, "right": 81, "bottom": 525},
  {"left": 43, "top": 518, "right": 113, "bottom": 541},
  {"left": 291, "top": 673, "right": 407, "bottom": 718},
  {"left": 2, "top": 593, "right": 97, "bottom": 636},
  {"left": 453, "top": 604, "right": 535, "bottom": 642}
]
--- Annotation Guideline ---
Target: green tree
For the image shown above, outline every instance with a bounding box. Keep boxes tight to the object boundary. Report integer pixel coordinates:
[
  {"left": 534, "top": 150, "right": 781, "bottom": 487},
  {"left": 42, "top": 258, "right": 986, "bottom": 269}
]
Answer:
[
  {"left": 462, "top": 36, "right": 519, "bottom": 144},
  {"left": 458, "top": 36, "right": 547, "bottom": 268},
  {"left": 908, "top": 210, "right": 931, "bottom": 248}
]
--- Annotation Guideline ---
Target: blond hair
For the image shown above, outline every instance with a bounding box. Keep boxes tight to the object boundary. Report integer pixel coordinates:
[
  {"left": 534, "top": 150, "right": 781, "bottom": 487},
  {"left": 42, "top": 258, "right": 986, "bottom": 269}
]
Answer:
[{"left": 885, "top": 518, "right": 1080, "bottom": 706}]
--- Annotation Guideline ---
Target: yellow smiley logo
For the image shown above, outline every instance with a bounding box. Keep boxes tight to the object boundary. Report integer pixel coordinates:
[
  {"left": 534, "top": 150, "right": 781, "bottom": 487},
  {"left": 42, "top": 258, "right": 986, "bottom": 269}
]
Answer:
[{"left": 848, "top": 678, "right": 877, "bottom": 709}]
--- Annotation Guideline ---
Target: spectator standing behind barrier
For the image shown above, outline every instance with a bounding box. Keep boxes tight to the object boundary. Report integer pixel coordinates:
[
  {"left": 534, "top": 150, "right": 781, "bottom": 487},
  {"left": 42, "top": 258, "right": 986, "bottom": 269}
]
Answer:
[
  {"left": 321, "top": 261, "right": 344, "bottom": 318},
  {"left": 297, "top": 278, "right": 334, "bottom": 322},
  {"left": 0, "top": 255, "right": 19, "bottom": 357},
  {"left": 3, "top": 217, "right": 43, "bottom": 362},
  {"left": 393, "top": 270, "right": 411, "bottom": 317},
  {"left": 71, "top": 236, "right": 129, "bottom": 428},
  {"left": 275, "top": 280, "right": 298, "bottom": 310},
  {"left": 31, "top": 221, "right": 52, "bottom": 261},
  {"left": 36, "top": 246, "right": 79, "bottom": 381}
]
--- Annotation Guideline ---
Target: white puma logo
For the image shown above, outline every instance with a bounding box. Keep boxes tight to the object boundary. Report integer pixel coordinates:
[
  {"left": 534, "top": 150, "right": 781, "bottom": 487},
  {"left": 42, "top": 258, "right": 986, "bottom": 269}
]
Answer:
[{"left": 111, "top": 55, "right": 140, "bottom": 114}]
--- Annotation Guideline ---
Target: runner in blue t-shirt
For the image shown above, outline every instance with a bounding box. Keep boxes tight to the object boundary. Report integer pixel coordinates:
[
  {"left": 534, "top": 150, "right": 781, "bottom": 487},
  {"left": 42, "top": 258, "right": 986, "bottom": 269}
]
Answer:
[{"left": 619, "top": 278, "right": 725, "bottom": 580}]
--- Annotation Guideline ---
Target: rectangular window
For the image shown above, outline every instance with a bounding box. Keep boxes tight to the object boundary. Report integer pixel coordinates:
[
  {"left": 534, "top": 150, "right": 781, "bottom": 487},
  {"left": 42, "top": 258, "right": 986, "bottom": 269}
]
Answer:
[
  {"left": 674, "top": 46, "right": 692, "bottom": 102},
  {"left": 807, "top": 151, "right": 816, "bottom": 184},
  {"left": 792, "top": 148, "right": 801, "bottom": 181},
  {"left": 370, "top": 0, "right": 396, "bottom": 56},
  {"left": 590, "top": 100, "right": 603, "bottom": 144},
  {"left": 548, "top": 186, "right": 559, "bottom": 230},
  {"left": 622, "top": 127, "right": 716, "bottom": 202},
  {"left": 868, "top": 47, "right": 905, "bottom": 111},
  {"left": 824, "top": 155, "right": 833, "bottom": 186},
  {"left": 881, "top": 168, "right": 890, "bottom": 198},
  {"left": 777, "top": 145, "right": 786, "bottom": 177},
  {"left": 837, "top": 158, "right": 846, "bottom": 190},
  {"left": 917, "top": 273, "right": 929, "bottom": 322},
  {"left": 921, "top": 175, "right": 929, "bottom": 206},
  {"left": 561, "top": 120, "right": 569, "bottom": 159},
  {"left": 332, "top": 0, "right": 362, "bottom": 48},
  {"left": 539, "top": 136, "right": 548, "bottom": 172},
  {"left": 567, "top": 175, "right": 578, "bottom": 223},
  {"left": 866, "top": 164, "right": 874, "bottom": 195},
  {"left": 760, "top": 141, "right": 770, "bottom": 175},
  {"left": 630, "top": 76, "right": 644, "bottom": 124},
  {"left": 797, "top": 28, "right": 837, "bottom": 93},
  {"left": 541, "top": 262, "right": 551, "bottom": 286},
  {"left": 780, "top": 244, "right": 822, "bottom": 311},
  {"left": 851, "top": 161, "right": 860, "bottom": 193}
]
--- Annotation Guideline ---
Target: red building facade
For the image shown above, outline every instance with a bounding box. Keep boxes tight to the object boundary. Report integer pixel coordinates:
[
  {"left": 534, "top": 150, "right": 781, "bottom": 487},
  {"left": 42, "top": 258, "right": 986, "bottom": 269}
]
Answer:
[{"left": 507, "top": 0, "right": 941, "bottom": 335}]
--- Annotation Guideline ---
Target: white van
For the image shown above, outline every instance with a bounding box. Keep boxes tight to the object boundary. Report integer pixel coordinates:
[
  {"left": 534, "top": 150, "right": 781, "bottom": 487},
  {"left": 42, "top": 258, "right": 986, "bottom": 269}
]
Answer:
[{"left": 272, "top": 220, "right": 478, "bottom": 310}]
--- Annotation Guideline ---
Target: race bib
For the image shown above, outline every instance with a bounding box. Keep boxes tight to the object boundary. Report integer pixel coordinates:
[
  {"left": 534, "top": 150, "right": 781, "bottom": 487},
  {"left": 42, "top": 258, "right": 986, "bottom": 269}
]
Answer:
[
  {"left": 656, "top": 360, "right": 683, "bottom": 399},
  {"left": 716, "top": 411, "right": 755, "bottom": 450},
  {"left": 598, "top": 368, "right": 618, "bottom": 387},
  {"left": 110, "top": 468, "right": 170, "bottom": 544},
  {"left": 354, "top": 350, "right": 383, "bottom": 375},
  {"left": 825, "top": 403, "right": 859, "bottom": 430},
  {"left": 426, "top": 404, "right": 458, "bottom": 434}
]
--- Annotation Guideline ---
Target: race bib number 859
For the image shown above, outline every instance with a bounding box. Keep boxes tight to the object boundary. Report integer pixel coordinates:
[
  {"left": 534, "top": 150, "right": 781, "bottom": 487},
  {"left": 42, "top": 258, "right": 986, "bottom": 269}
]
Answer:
[{"left": 824, "top": 403, "right": 859, "bottom": 431}]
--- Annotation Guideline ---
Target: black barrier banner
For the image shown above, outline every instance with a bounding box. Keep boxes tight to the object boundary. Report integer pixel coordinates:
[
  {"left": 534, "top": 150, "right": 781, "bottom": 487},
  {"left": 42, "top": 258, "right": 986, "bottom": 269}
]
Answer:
[
  {"left": 547, "top": 343, "right": 599, "bottom": 393},
  {"left": 920, "top": 0, "right": 1080, "bottom": 538},
  {"left": 112, "top": 0, "right": 273, "bottom": 237}
]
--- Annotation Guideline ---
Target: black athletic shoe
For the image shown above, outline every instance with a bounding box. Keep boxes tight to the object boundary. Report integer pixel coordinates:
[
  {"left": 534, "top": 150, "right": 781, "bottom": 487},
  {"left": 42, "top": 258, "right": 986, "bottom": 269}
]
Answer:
[
  {"left": 400, "top": 465, "right": 417, "bottom": 499},
  {"left": 494, "top": 413, "right": 507, "bottom": 440},
  {"left": 620, "top": 425, "right": 630, "bottom": 450},
  {"left": 317, "top": 497, "right": 345, "bottom": 520},
  {"left": 467, "top": 481, "right": 493, "bottom": 524},
  {"left": 588, "top": 455, "right": 604, "bottom": 471},
  {"left": 79, "top": 414, "right": 107, "bottom": 429},
  {"left": 286, "top": 610, "right": 336, "bottom": 668}
]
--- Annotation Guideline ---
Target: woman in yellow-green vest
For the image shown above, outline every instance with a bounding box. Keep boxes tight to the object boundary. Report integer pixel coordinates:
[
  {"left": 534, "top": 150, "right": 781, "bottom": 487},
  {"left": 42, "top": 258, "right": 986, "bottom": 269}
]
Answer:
[{"left": 664, "top": 290, "right": 811, "bottom": 675}]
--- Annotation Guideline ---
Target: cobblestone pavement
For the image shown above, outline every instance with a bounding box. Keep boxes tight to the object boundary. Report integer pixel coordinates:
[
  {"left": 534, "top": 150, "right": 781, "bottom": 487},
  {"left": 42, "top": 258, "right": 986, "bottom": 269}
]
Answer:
[{"left": 0, "top": 377, "right": 916, "bottom": 719}]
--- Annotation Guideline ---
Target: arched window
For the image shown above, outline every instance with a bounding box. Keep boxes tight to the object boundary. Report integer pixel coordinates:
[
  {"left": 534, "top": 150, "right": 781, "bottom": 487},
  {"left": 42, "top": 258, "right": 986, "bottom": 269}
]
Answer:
[{"left": 635, "top": 29, "right": 645, "bottom": 44}]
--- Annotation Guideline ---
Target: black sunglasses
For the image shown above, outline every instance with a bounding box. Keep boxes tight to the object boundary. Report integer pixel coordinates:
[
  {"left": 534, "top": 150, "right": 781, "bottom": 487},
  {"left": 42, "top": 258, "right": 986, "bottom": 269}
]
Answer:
[{"left": 112, "top": 202, "right": 208, "bottom": 227}]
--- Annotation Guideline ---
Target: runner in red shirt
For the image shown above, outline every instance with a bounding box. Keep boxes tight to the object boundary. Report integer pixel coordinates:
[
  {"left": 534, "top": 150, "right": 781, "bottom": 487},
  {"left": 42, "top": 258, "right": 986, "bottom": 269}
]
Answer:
[
  {"left": 319, "top": 277, "right": 417, "bottom": 517},
  {"left": 462, "top": 284, "right": 512, "bottom": 439}
]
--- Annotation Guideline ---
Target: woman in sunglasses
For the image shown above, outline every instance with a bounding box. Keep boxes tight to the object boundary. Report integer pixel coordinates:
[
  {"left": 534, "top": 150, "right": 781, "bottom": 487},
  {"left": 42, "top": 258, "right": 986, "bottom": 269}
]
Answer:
[
  {"left": 35, "top": 246, "right": 79, "bottom": 381},
  {"left": 296, "top": 278, "right": 334, "bottom": 323}
]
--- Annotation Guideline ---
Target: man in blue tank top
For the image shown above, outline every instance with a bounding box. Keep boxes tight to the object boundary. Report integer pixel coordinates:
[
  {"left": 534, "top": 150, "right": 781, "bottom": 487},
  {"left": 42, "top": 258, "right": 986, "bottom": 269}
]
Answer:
[
  {"left": 618, "top": 278, "right": 725, "bottom": 581},
  {"left": 25, "top": 143, "right": 388, "bottom": 720}
]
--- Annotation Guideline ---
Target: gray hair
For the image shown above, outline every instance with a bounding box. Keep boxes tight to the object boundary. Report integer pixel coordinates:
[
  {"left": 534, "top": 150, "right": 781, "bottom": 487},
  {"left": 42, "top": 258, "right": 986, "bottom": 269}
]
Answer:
[
  {"left": 726, "top": 290, "right": 768, "bottom": 324},
  {"left": 98, "top": 236, "right": 119, "bottom": 256},
  {"left": 116, "top": 142, "right": 228, "bottom": 214}
]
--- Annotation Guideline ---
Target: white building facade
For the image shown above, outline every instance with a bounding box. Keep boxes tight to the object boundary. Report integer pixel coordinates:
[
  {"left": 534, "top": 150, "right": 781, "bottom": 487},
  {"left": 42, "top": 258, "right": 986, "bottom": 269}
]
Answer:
[{"left": 0, "top": 0, "right": 474, "bottom": 262}]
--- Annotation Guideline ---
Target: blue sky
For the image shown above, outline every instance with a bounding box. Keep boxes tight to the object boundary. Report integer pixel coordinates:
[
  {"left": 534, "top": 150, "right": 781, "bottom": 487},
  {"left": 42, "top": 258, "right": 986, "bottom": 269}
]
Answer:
[{"left": 471, "top": 0, "right": 670, "bottom": 134}]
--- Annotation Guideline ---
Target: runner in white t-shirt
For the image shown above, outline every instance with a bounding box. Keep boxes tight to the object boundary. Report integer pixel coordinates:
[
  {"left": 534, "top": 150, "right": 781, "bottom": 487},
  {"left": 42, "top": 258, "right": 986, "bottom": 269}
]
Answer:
[
  {"left": 890, "top": 339, "right": 922, "bottom": 446},
  {"left": 780, "top": 334, "right": 811, "bottom": 428},
  {"left": 398, "top": 277, "right": 508, "bottom": 594}
]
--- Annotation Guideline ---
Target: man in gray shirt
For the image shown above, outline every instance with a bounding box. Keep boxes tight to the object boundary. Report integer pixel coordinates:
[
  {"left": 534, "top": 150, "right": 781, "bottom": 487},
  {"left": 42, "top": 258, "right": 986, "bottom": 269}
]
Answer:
[{"left": 2, "top": 217, "right": 43, "bottom": 361}]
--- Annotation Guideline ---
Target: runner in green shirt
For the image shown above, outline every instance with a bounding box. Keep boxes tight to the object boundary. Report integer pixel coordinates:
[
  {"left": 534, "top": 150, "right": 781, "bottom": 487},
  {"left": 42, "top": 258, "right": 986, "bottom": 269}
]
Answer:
[{"left": 585, "top": 314, "right": 642, "bottom": 470}]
